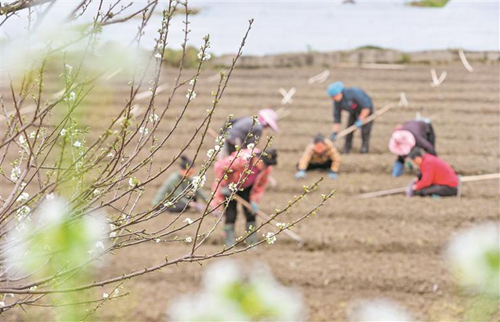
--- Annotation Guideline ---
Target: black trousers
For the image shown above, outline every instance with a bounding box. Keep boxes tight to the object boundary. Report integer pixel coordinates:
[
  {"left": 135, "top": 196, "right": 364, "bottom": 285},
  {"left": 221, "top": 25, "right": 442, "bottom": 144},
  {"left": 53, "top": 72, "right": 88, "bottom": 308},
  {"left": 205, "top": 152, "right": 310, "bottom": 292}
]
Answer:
[
  {"left": 345, "top": 110, "right": 373, "bottom": 149},
  {"left": 224, "top": 186, "right": 255, "bottom": 224},
  {"left": 414, "top": 185, "right": 457, "bottom": 197},
  {"left": 297, "top": 160, "right": 332, "bottom": 171}
]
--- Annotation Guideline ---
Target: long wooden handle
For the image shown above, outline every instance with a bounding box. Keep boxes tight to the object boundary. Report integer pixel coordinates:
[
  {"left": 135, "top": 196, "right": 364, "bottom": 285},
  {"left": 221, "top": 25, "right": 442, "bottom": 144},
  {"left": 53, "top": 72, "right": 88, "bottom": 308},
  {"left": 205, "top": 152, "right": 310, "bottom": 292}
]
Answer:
[
  {"left": 234, "top": 195, "right": 304, "bottom": 244},
  {"left": 337, "top": 102, "right": 396, "bottom": 139},
  {"left": 358, "top": 173, "right": 500, "bottom": 199}
]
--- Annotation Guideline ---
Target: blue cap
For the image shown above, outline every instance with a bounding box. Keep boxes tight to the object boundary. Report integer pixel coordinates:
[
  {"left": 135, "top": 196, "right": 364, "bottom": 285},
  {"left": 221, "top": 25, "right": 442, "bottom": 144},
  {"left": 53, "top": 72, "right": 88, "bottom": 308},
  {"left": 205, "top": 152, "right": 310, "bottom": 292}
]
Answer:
[{"left": 327, "top": 81, "right": 344, "bottom": 96}]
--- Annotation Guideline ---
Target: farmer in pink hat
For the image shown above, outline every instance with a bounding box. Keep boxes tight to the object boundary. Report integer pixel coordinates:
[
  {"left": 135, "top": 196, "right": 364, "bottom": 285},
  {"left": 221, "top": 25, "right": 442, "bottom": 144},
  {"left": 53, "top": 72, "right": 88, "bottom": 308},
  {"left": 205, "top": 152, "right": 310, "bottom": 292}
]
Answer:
[
  {"left": 389, "top": 119, "right": 437, "bottom": 177},
  {"left": 222, "top": 109, "right": 279, "bottom": 156}
]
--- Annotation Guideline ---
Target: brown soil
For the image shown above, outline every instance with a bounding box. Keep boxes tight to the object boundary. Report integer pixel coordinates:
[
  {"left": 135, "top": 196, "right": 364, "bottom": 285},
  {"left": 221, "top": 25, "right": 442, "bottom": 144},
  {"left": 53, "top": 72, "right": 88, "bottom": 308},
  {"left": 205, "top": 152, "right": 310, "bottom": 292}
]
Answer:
[{"left": 2, "top": 62, "right": 499, "bottom": 321}]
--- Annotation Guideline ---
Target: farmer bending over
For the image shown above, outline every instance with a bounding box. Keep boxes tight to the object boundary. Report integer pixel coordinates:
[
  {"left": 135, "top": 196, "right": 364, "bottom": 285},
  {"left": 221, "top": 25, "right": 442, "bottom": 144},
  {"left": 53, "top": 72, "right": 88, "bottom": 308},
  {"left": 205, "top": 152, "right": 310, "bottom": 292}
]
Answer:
[
  {"left": 222, "top": 109, "right": 279, "bottom": 157},
  {"left": 327, "top": 81, "right": 374, "bottom": 154},
  {"left": 295, "top": 133, "right": 340, "bottom": 180},
  {"left": 389, "top": 119, "right": 437, "bottom": 177},
  {"left": 406, "top": 148, "right": 459, "bottom": 197},
  {"left": 210, "top": 148, "right": 278, "bottom": 246},
  {"left": 152, "top": 156, "right": 208, "bottom": 212}
]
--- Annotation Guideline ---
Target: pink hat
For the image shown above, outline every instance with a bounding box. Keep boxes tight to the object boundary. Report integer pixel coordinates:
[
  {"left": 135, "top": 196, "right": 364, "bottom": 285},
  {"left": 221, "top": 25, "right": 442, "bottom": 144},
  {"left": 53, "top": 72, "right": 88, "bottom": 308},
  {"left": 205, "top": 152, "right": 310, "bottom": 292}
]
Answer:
[
  {"left": 258, "top": 109, "right": 279, "bottom": 133},
  {"left": 389, "top": 130, "right": 416, "bottom": 156}
]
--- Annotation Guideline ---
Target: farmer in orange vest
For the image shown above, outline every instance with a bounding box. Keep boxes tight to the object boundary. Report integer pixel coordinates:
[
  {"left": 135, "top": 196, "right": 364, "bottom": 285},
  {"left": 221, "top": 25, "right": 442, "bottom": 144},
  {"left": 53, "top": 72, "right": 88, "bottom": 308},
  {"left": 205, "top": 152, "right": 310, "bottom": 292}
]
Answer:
[
  {"left": 406, "top": 148, "right": 459, "bottom": 197},
  {"left": 295, "top": 133, "right": 341, "bottom": 179},
  {"left": 210, "top": 148, "right": 278, "bottom": 246}
]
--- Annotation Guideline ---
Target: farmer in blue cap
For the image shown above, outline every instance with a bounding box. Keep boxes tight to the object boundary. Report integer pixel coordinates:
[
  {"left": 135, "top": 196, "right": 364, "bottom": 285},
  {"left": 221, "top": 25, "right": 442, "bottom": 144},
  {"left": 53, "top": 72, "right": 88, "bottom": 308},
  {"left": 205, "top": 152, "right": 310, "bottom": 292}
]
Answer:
[{"left": 327, "top": 81, "right": 374, "bottom": 154}]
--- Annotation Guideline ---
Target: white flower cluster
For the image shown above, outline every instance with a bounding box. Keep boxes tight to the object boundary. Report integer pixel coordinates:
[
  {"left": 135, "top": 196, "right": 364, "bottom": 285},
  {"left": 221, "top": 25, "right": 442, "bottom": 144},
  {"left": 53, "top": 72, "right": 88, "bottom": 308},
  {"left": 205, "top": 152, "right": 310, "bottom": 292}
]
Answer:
[
  {"left": 10, "top": 166, "right": 21, "bottom": 182},
  {"left": 5, "top": 196, "right": 108, "bottom": 278},
  {"left": 228, "top": 182, "right": 238, "bottom": 193},
  {"left": 64, "top": 91, "right": 76, "bottom": 102},
  {"left": 139, "top": 126, "right": 149, "bottom": 136},
  {"left": 263, "top": 232, "right": 277, "bottom": 244},
  {"left": 191, "top": 175, "right": 206, "bottom": 191},
  {"left": 155, "top": 52, "right": 162, "bottom": 59},
  {"left": 247, "top": 143, "right": 255, "bottom": 150},
  {"left": 445, "top": 222, "right": 500, "bottom": 295},
  {"left": 149, "top": 113, "right": 159, "bottom": 123},
  {"left": 276, "top": 222, "right": 287, "bottom": 229},
  {"left": 197, "top": 51, "right": 211, "bottom": 61},
  {"left": 183, "top": 218, "right": 193, "bottom": 225},
  {"left": 128, "top": 177, "right": 140, "bottom": 188},
  {"left": 348, "top": 298, "right": 413, "bottom": 322},
  {"left": 186, "top": 89, "right": 196, "bottom": 100},
  {"left": 168, "top": 260, "right": 304, "bottom": 321}
]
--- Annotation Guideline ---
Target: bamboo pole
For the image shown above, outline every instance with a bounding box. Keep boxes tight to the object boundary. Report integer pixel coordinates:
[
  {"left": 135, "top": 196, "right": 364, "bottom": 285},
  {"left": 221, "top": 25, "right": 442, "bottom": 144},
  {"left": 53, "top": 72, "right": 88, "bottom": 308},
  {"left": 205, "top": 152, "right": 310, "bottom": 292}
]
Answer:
[
  {"left": 357, "top": 173, "right": 500, "bottom": 199},
  {"left": 235, "top": 194, "right": 304, "bottom": 245}
]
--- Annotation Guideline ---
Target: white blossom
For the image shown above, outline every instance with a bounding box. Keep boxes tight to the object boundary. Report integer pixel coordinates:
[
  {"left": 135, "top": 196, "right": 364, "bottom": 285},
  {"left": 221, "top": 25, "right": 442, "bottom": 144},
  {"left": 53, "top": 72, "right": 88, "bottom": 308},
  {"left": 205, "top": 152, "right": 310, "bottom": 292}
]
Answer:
[
  {"left": 16, "top": 192, "right": 29, "bottom": 203},
  {"left": 206, "top": 149, "right": 215, "bottom": 158},
  {"left": 191, "top": 175, "right": 206, "bottom": 190},
  {"left": 214, "top": 145, "right": 221, "bottom": 151},
  {"left": 10, "top": 166, "right": 21, "bottom": 182},
  {"left": 107, "top": 152, "right": 114, "bottom": 158},
  {"left": 109, "top": 231, "right": 117, "bottom": 238},
  {"left": 0, "top": 301, "right": 5, "bottom": 307},
  {"left": 164, "top": 201, "right": 173, "bottom": 208},
  {"left": 103, "top": 293, "right": 109, "bottom": 299},
  {"left": 16, "top": 206, "right": 31, "bottom": 220},
  {"left": 242, "top": 153, "right": 252, "bottom": 161},
  {"left": 186, "top": 89, "right": 196, "bottom": 100},
  {"left": 18, "top": 135, "right": 26, "bottom": 145},
  {"left": 95, "top": 241, "right": 104, "bottom": 250},
  {"left": 149, "top": 113, "right": 159, "bottom": 123},
  {"left": 139, "top": 126, "right": 149, "bottom": 136},
  {"left": 264, "top": 232, "right": 277, "bottom": 244},
  {"left": 28, "top": 131, "right": 36, "bottom": 139},
  {"left": 185, "top": 236, "right": 193, "bottom": 243},
  {"left": 348, "top": 298, "right": 413, "bottom": 322},
  {"left": 64, "top": 91, "right": 76, "bottom": 102},
  {"left": 197, "top": 51, "right": 211, "bottom": 61},
  {"left": 60, "top": 129, "right": 67, "bottom": 136},
  {"left": 189, "top": 78, "right": 196, "bottom": 85},
  {"left": 128, "top": 177, "right": 139, "bottom": 188},
  {"left": 228, "top": 183, "right": 238, "bottom": 193},
  {"left": 46, "top": 193, "right": 55, "bottom": 200},
  {"left": 155, "top": 52, "right": 162, "bottom": 59},
  {"left": 155, "top": 238, "right": 161, "bottom": 243},
  {"left": 445, "top": 222, "right": 500, "bottom": 295},
  {"left": 247, "top": 143, "right": 255, "bottom": 150},
  {"left": 73, "top": 141, "right": 82, "bottom": 148},
  {"left": 183, "top": 218, "right": 193, "bottom": 225},
  {"left": 65, "top": 64, "right": 73, "bottom": 74},
  {"left": 276, "top": 222, "right": 286, "bottom": 229}
]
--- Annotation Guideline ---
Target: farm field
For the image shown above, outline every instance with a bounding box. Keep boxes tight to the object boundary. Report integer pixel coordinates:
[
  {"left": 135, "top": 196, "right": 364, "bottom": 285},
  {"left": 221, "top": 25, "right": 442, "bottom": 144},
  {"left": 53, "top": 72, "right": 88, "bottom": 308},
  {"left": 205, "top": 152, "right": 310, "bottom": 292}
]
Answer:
[{"left": 2, "top": 62, "right": 499, "bottom": 321}]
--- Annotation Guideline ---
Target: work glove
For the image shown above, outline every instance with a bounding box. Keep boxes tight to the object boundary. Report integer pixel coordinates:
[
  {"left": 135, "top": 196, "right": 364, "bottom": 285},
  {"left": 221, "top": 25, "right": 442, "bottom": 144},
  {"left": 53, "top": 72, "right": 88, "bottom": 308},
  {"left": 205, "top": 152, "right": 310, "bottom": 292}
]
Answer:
[
  {"left": 220, "top": 187, "right": 231, "bottom": 197},
  {"left": 329, "top": 132, "right": 337, "bottom": 141},
  {"left": 405, "top": 179, "right": 416, "bottom": 197},
  {"left": 295, "top": 170, "right": 307, "bottom": 179},
  {"left": 328, "top": 170, "right": 338, "bottom": 179},
  {"left": 392, "top": 161, "right": 404, "bottom": 177},
  {"left": 251, "top": 201, "right": 259, "bottom": 214},
  {"left": 355, "top": 119, "right": 363, "bottom": 128}
]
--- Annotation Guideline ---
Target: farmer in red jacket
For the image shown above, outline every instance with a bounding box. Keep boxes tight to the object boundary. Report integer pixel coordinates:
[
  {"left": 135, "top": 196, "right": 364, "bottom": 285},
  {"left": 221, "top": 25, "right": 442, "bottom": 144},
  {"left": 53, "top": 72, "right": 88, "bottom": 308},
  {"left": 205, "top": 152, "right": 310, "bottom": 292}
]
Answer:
[
  {"left": 210, "top": 148, "right": 278, "bottom": 246},
  {"left": 407, "top": 148, "right": 459, "bottom": 197}
]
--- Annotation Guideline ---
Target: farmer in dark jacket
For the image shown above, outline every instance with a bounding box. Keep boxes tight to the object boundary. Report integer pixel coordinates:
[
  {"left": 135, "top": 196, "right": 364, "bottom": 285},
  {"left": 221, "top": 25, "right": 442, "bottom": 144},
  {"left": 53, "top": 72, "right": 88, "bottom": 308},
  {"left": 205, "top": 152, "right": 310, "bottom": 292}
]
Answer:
[
  {"left": 406, "top": 148, "right": 459, "bottom": 197},
  {"left": 327, "top": 81, "right": 374, "bottom": 154},
  {"left": 223, "top": 109, "right": 279, "bottom": 157},
  {"left": 389, "top": 119, "right": 436, "bottom": 177},
  {"left": 153, "top": 156, "right": 208, "bottom": 212}
]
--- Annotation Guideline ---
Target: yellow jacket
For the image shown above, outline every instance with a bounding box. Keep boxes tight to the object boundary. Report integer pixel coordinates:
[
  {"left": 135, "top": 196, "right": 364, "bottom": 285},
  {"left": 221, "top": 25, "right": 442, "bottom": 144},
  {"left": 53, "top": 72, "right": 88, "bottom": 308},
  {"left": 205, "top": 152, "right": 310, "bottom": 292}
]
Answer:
[{"left": 298, "top": 139, "right": 341, "bottom": 172}]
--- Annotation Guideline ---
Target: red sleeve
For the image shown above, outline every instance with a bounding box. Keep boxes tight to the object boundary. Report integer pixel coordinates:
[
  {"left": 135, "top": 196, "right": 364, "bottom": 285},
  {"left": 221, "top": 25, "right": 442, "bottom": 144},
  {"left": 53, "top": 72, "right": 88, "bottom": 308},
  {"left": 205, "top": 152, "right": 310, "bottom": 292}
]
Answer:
[
  {"left": 414, "top": 163, "right": 434, "bottom": 190},
  {"left": 250, "top": 167, "right": 271, "bottom": 203}
]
